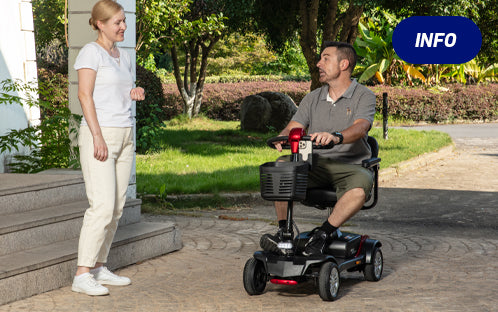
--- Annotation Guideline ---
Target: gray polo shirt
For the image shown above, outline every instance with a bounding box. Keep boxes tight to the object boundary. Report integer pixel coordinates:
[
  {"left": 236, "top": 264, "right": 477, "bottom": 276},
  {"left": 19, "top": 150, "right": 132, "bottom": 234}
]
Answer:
[{"left": 292, "top": 79, "right": 376, "bottom": 164}]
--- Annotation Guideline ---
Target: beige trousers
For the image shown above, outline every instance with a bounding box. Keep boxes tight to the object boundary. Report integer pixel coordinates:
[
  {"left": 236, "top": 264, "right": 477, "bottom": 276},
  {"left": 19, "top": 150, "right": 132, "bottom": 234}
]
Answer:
[{"left": 77, "top": 126, "right": 134, "bottom": 267}]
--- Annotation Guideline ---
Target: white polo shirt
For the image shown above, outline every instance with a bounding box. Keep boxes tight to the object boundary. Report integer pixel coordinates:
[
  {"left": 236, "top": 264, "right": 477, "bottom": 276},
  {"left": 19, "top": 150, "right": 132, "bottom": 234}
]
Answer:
[{"left": 74, "top": 42, "right": 134, "bottom": 127}]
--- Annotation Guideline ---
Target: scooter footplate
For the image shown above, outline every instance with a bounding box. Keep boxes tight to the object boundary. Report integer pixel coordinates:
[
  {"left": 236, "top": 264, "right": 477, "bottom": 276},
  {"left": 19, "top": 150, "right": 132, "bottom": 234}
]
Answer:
[{"left": 254, "top": 252, "right": 330, "bottom": 278}]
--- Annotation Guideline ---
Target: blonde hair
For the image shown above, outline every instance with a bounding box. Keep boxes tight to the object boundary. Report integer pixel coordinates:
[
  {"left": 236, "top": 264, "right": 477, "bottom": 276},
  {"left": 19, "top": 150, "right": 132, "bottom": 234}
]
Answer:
[{"left": 89, "top": 0, "right": 124, "bottom": 30}]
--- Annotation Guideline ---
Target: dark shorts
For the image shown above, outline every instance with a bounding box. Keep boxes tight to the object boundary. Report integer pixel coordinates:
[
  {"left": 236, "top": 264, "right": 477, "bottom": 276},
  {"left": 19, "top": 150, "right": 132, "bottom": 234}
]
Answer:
[{"left": 277, "top": 155, "right": 374, "bottom": 200}]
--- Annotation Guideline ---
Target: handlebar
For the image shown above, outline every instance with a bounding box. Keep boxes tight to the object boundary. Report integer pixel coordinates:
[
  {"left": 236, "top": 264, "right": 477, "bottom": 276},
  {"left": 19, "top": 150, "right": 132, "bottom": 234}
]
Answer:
[{"left": 266, "top": 135, "right": 335, "bottom": 150}]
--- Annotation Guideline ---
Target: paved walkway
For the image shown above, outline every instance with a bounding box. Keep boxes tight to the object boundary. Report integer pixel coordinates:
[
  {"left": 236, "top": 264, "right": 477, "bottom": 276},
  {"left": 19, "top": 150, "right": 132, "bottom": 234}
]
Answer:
[{"left": 1, "top": 124, "right": 498, "bottom": 311}]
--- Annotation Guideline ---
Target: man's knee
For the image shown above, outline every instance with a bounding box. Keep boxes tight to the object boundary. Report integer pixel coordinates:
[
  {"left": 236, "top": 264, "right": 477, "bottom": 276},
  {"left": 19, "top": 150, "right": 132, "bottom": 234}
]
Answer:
[
  {"left": 336, "top": 169, "right": 373, "bottom": 200},
  {"left": 345, "top": 187, "right": 366, "bottom": 201},
  {"left": 354, "top": 169, "right": 374, "bottom": 199}
]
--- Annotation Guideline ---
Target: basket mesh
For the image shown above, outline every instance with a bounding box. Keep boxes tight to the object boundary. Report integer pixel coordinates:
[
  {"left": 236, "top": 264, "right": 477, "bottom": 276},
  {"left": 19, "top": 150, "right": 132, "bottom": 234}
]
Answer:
[{"left": 259, "top": 161, "right": 309, "bottom": 201}]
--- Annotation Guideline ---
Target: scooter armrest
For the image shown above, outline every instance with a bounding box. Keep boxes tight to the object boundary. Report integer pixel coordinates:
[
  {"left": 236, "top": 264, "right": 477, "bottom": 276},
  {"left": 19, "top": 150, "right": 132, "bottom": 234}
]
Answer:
[{"left": 362, "top": 157, "right": 381, "bottom": 168}]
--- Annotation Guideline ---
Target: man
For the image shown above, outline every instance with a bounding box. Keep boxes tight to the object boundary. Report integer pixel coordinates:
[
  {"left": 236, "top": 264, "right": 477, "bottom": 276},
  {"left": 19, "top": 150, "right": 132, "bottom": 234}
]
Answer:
[{"left": 260, "top": 41, "right": 376, "bottom": 256}]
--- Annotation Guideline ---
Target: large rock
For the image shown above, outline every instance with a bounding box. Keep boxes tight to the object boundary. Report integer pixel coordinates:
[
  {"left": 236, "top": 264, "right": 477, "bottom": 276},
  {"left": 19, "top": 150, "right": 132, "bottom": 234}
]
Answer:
[{"left": 240, "top": 92, "right": 298, "bottom": 132}]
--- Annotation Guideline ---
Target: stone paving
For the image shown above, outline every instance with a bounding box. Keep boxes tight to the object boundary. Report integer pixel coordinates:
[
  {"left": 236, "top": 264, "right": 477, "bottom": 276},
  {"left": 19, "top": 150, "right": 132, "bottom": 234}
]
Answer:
[{"left": 1, "top": 128, "right": 497, "bottom": 312}]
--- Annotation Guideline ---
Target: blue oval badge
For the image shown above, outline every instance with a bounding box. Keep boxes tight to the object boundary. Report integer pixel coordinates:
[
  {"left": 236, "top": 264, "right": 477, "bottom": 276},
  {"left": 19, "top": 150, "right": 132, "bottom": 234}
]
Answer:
[{"left": 393, "top": 16, "right": 482, "bottom": 64}]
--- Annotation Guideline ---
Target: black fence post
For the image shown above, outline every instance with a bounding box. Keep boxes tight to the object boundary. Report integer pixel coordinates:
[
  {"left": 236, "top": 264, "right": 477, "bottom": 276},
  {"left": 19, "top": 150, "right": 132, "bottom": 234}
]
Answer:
[{"left": 383, "top": 92, "right": 388, "bottom": 140}]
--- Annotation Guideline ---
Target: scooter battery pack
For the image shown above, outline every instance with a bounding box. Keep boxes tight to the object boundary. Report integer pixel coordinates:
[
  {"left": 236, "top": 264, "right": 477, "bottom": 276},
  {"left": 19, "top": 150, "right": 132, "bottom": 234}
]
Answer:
[{"left": 326, "top": 233, "right": 361, "bottom": 258}]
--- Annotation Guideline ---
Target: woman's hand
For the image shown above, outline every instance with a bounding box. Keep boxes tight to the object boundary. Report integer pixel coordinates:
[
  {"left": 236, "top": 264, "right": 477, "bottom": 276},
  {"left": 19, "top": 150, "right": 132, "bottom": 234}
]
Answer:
[
  {"left": 93, "top": 134, "right": 108, "bottom": 161},
  {"left": 130, "top": 87, "right": 145, "bottom": 101}
]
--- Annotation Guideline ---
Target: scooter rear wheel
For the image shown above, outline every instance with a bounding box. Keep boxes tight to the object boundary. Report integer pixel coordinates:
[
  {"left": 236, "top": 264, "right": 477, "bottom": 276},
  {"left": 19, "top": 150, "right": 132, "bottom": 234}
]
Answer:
[
  {"left": 364, "top": 247, "right": 383, "bottom": 281},
  {"left": 318, "top": 261, "right": 340, "bottom": 301},
  {"left": 243, "top": 257, "right": 267, "bottom": 295}
]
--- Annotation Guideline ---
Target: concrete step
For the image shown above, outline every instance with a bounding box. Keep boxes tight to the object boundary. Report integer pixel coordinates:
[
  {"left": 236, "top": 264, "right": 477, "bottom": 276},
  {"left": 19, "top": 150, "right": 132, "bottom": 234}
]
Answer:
[
  {"left": 0, "top": 198, "right": 142, "bottom": 257},
  {"left": 0, "top": 173, "right": 86, "bottom": 215},
  {"left": 0, "top": 221, "right": 182, "bottom": 305}
]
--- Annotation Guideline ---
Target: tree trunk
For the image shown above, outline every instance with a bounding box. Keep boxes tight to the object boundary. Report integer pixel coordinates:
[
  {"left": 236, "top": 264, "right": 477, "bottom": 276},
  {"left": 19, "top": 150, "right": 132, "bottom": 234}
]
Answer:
[
  {"left": 299, "top": 0, "right": 320, "bottom": 91},
  {"left": 171, "top": 34, "right": 221, "bottom": 119},
  {"left": 171, "top": 46, "right": 196, "bottom": 119},
  {"left": 193, "top": 36, "right": 219, "bottom": 117},
  {"left": 299, "top": 0, "right": 364, "bottom": 91},
  {"left": 338, "top": 1, "right": 363, "bottom": 43},
  {"left": 323, "top": 0, "right": 339, "bottom": 41}
]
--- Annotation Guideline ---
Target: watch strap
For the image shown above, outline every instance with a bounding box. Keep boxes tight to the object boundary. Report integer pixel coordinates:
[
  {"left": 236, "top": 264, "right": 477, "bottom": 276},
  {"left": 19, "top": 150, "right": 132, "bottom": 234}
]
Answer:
[{"left": 332, "top": 131, "right": 343, "bottom": 144}]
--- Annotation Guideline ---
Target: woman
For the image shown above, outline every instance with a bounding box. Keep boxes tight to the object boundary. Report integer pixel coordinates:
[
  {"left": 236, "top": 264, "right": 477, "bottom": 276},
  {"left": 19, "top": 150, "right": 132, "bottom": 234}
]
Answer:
[{"left": 71, "top": 0, "right": 145, "bottom": 296}]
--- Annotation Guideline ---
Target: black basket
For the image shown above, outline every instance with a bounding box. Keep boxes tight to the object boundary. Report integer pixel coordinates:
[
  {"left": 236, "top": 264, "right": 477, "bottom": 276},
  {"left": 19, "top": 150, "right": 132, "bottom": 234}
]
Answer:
[{"left": 259, "top": 161, "right": 309, "bottom": 201}]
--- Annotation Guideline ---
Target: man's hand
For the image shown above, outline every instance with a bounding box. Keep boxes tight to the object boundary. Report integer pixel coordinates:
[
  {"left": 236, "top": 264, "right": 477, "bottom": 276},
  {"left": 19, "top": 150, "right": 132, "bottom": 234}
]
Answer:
[
  {"left": 273, "top": 137, "right": 288, "bottom": 152},
  {"left": 310, "top": 132, "right": 338, "bottom": 146}
]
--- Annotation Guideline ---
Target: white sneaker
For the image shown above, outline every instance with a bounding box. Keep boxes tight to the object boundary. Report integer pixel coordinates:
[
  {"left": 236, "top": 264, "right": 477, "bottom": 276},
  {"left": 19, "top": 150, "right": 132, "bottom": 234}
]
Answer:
[
  {"left": 72, "top": 273, "right": 109, "bottom": 296},
  {"left": 91, "top": 267, "right": 131, "bottom": 286}
]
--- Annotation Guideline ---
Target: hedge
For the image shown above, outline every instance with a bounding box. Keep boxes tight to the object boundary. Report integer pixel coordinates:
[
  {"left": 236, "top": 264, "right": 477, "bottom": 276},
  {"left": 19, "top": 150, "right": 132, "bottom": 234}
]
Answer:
[
  {"left": 162, "top": 82, "right": 498, "bottom": 123},
  {"left": 371, "top": 84, "right": 498, "bottom": 123},
  {"left": 161, "top": 81, "right": 311, "bottom": 121}
]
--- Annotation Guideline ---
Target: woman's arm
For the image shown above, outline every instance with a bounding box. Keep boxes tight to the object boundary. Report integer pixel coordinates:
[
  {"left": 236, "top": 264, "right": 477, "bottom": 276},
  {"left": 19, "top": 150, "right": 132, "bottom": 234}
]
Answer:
[{"left": 77, "top": 68, "right": 108, "bottom": 162}]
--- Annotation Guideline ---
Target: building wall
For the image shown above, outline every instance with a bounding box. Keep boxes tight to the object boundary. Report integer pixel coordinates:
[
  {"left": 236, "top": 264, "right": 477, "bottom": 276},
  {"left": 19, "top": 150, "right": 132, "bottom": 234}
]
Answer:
[
  {"left": 68, "top": 0, "right": 137, "bottom": 198},
  {"left": 0, "top": 0, "right": 40, "bottom": 173}
]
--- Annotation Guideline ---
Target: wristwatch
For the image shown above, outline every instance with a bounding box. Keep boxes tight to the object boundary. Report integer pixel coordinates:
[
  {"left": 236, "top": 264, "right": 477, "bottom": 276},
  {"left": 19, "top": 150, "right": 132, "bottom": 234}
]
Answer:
[{"left": 332, "top": 131, "right": 343, "bottom": 144}]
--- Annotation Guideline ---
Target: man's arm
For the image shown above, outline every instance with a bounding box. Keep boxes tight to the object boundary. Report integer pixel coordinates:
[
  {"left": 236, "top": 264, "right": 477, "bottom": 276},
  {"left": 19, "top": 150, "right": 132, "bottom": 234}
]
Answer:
[{"left": 310, "top": 118, "right": 371, "bottom": 146}]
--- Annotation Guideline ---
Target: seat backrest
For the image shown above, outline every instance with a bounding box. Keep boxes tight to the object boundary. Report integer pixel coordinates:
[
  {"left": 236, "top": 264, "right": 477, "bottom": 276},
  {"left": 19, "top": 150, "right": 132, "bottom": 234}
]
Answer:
[{"left": 367, "top": 136, "right": 379, "bottom": 158}]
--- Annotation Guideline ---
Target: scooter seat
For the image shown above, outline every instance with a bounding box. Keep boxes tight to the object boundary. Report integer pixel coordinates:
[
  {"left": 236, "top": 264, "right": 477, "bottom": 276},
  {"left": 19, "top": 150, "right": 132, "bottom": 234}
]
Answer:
[
  {"left": 301, "top": 188, "right": 337, "bottom": 210},
  {"left": 300, "top": 136, "right": 380, "bottom": 211},
  {"left": 302, "top": 187, "right": 374, "bottom": 210}
]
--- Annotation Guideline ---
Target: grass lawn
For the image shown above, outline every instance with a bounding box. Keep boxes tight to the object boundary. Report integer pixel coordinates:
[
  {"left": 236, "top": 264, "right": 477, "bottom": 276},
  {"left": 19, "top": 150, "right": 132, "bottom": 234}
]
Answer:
[{"left": 136, "top": 117, "right": 452, "bottom": 200}]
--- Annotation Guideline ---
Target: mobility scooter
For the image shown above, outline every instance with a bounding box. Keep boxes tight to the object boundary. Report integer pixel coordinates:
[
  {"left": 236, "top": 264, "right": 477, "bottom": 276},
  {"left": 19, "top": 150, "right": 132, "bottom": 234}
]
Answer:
[{"left": 243, "top": 128, "right": 383, "bottom": 301}]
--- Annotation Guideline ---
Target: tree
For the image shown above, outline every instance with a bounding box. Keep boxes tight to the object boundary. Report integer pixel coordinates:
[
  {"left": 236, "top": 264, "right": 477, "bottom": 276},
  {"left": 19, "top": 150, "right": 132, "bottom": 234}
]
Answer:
[
  {"left": 135, "top": 0, "right": 190, "bottom": 67},
  {"left": 166, "top": 1, "right": 226, "bottom": 118},
  {"left": 137, "top": 0, "right": 256, "bottom": 119},
  {"left": 137, "top": 0, "right": 229, "bottom": 118},
  {"left": 32, "top": 0, "right": 68, "bottom": 72},
  {"left": 475, "top": 1, "right": 497, "bottom": 66},
  {"left": 32, "top": 0, "right": 66, "bottom": 50},
  {"left": 377, "top": 0, "right": 495, "bottom": 66},
  {"left": 253, "top": 0, "right": 367, "bottom": 90}
]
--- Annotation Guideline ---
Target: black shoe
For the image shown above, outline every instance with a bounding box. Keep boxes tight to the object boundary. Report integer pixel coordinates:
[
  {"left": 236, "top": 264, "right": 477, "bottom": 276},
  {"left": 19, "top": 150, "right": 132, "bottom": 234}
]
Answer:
[
  {"left": 260, "top": 228, "right": 285, "bottom": 255},
  {"left": 302, "top": 228, "right": 329, "bottom": 256}
]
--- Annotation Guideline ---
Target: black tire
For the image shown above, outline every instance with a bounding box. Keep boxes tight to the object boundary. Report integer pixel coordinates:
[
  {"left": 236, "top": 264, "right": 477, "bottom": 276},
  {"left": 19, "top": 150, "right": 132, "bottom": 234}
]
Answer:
[
  {"left": 318, "top": 262, "right": 340, "bottom": 301},
  {"left": 243, "top": 257, "right": 267, "bottom": 295},
  {"left": 364, "top": 248, "right": 383, "bottom": 281}
]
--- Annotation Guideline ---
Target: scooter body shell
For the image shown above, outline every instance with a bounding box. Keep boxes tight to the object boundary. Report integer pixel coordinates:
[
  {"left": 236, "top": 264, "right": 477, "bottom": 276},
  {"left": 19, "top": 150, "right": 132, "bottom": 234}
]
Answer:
[{"left": 253, "top": 231, "right": 381, "bottom": 279}]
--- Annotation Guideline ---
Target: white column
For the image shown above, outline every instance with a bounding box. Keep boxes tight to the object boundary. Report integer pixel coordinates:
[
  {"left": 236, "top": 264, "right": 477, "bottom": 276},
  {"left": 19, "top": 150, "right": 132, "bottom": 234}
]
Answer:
[
  {"left": 68, "top": 0, "right": 137, "bottom": 198},
  {"left": 0, "top": 0, "right": 40, "bottom": 173}
]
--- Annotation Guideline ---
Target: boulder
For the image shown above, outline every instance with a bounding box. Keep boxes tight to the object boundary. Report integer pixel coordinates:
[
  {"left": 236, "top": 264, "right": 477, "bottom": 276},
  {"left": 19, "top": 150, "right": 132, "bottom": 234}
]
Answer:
[
  {"left": 240, "top": 92, "right": 298, "bottom": 132},
  {"left": 240, "top": 94, "right": 272, "bottom": 132}
]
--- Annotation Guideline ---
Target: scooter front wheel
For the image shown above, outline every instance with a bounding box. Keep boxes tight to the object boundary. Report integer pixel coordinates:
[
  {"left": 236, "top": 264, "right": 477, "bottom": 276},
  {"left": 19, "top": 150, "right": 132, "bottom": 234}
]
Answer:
[
  {"left": 243, "top": 257, "right": 267, "bottom": 295},
  {"left": 318, "top": 261, "right": 340, "bottom": 301}
]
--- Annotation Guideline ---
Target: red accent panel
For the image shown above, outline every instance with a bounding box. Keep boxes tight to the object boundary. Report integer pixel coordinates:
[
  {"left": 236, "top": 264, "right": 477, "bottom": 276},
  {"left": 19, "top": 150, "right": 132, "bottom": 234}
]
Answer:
[
  {"left": 270, "top": 279, "right": 298, "bottom": 286},
  {"left": 288, "top": 128, "right": 306, "bottom": 154},
  {"left": 355, "top": 235, "right": 369, "bottom": 257}
]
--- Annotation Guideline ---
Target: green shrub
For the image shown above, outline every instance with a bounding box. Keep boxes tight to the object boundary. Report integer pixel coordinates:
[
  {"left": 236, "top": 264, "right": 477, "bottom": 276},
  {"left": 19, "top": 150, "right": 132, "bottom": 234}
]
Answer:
[
  {"left": 208, "top": 33, "right": 277, "bottom": 76},
  {"left": 135, "top": 65, "right": 168, "bottom": 153},
  {"left": 37, "top": 67, "right": 68, "bottom": 118},
  {"left": 0, "top": 75, "right": 80, "bottom": 173}
]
